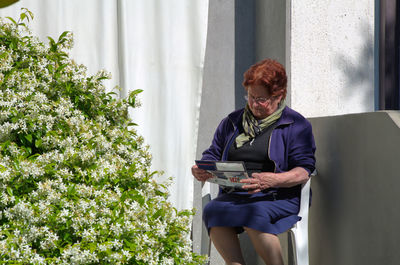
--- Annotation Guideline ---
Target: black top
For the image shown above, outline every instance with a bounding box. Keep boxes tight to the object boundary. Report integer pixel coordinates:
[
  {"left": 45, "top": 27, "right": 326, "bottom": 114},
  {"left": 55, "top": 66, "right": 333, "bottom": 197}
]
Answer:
[{"left": 228, "top": 123, "right": 277, "bottom": 176}]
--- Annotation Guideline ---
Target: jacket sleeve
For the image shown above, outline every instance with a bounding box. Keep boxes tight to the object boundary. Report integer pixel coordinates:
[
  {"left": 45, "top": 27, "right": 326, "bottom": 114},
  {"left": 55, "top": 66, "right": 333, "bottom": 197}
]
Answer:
[
  {"left": 201, "top": 118, "right": 229, "bottom": 161},
  {"left": 287, "top": 118, "right": 316, "bottom": 175}
]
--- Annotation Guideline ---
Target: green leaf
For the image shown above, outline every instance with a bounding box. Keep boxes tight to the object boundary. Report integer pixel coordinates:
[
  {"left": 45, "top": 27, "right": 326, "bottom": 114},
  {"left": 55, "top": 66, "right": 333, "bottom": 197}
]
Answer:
[
  {"left": 21, "top": 8, "right": 34, "bottom": 20},
  {"left": 130, "top": 89, "right": 143, "bottom": 95},
  {"left": 107, "top": 91, "right": 117, "bottom": 96},
  {"left": 47, "top": 36, "right": 57, "bottom": 52},
  {"left": 67, "top": 184, "right": 76, "bottom": 197},
  {"left": 127, "top": 89, "right": 143, "bottom": 107},
  {"left": 24, "top": 146, "right": 32, "bottom": 155},
  {"left": 57, "top": 31, "right": 70, "bottom": 42},
  {"left": 47, "top": 63, "right": 54, "bottom": 73},
  {"left": 153, "top": 209, "right": 163, "bottom": 219},
  {"left": 6, "top": 187, "right": 13, "bottom": 196},
  {"left": 56, "top": 63, "right": 68, "bottom": 73},
  {"left": 63, "top": 232, "right": 71, "bottom": 242},
  {"left": 5, "top": 17, "right": 17, "bottom": 24},
  {"left": 88, "top": 243, "right": 97, "bottom": 252},
  {"left": 96, "top": 76, "right": 109, "bottom": 81},
  {"left": 34, "top": 138, "right": 42, "bottom": 148},
  {"left": 28, "top": 153, "right": 40, "bottom": 161},
  {"left": 24, "top": 134, "right": 33, "bottom": 143},
  {"left": 47, "top": 36, "right": 56, "bottom": 46}
]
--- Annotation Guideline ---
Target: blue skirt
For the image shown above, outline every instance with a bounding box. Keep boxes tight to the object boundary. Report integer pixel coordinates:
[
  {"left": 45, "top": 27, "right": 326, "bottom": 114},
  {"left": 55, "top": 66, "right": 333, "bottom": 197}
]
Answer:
[{"left": 203, "top": 190, "right": 301, "bottom": 235}]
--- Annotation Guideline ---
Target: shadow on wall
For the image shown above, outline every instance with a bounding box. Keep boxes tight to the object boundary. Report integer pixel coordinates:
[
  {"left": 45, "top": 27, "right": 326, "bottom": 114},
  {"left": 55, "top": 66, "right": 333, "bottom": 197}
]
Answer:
[{"left": 335, "top": 23, "right": 374, "bottom": 108}]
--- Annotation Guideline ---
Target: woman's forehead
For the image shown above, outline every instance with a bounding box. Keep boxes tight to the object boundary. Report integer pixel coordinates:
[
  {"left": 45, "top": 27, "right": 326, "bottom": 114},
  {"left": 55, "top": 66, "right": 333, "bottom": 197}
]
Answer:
[{"left": 247, "top": 85, "right": 270, "bottom": 95}]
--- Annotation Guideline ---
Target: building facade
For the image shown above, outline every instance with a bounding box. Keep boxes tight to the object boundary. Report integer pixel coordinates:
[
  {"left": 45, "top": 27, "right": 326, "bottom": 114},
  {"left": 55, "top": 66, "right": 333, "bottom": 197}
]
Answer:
[{"left": 193, "top": 1, "right": 400, "bottom": 264}]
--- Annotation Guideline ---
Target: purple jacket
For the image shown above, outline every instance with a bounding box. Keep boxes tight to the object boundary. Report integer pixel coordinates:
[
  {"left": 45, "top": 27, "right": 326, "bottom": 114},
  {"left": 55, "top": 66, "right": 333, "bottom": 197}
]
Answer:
[{"left": 202, "top": 106, "right": 316, "bottom": 175}]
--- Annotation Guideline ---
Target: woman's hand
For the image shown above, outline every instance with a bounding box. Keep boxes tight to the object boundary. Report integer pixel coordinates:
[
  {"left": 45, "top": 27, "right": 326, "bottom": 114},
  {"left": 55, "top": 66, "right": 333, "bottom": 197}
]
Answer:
[
  {"left": 240, "top": 172, "right": 278, "bottom": 194},
  {"left": 240, "top": 167, "right": 310, "bottom": 194},
  {"left": 191, "top": 165, "right": 213, "bottom": 182}
]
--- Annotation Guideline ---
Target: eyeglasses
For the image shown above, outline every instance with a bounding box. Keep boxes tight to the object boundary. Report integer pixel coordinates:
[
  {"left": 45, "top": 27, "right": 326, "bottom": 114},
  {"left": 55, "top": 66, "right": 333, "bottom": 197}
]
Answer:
[{"left": 244, "top": 94, "right": 276, "bottom": 104}]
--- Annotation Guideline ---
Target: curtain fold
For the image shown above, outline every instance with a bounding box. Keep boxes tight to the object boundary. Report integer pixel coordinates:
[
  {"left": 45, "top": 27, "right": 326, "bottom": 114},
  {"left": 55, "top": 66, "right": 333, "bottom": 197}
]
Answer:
[{"left": 0, "top": 0, "right": 208, "bottom": 210}]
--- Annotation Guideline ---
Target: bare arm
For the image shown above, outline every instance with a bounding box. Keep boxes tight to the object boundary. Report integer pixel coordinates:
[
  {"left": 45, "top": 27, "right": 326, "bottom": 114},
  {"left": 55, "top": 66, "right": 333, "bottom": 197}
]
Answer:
[{"left": 240, "top": 167, "right": 309, "bottom": 194}]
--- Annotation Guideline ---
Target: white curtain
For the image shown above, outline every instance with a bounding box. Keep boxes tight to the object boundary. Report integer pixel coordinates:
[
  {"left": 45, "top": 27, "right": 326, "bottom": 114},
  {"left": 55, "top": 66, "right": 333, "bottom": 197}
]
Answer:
[{"left": 0, "top": 0, "right": 208, "bottom": 210}]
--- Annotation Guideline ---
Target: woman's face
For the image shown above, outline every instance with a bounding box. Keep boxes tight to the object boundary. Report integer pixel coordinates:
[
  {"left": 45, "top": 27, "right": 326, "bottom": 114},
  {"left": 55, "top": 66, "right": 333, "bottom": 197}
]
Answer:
[{"left": 246, "top": 85, "right": 282, "bottom": 119}]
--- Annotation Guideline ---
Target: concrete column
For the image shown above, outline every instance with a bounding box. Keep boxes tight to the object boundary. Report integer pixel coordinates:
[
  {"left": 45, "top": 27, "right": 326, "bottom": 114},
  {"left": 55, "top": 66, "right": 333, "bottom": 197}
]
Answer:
[{"left": 289, "top": 0, "right": 375, "bottom": 117}]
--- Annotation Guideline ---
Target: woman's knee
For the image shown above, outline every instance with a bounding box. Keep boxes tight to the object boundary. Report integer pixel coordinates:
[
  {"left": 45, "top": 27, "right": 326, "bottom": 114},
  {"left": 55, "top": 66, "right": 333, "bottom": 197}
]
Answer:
[{"left": 243, "top": 226, "right": 260, "bottom": 234}]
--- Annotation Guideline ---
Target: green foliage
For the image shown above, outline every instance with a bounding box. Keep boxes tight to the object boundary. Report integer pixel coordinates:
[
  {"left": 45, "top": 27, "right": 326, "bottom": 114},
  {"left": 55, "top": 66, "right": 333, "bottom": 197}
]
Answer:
[{"left": 0, "top": 9, "right": 206, "bottom": 264}]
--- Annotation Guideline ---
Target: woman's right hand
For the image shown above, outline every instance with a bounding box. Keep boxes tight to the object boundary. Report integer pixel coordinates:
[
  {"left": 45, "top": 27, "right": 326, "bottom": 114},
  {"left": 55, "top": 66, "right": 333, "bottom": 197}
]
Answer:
[{"left": 191, "top": 165, "right": 213, "bottom": 182}]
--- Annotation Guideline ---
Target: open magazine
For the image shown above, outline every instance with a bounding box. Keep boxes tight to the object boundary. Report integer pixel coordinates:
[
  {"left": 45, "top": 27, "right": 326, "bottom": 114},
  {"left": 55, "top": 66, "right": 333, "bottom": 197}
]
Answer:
[{"left": 195, "top": 160, "right": 250, "bottom": 188}]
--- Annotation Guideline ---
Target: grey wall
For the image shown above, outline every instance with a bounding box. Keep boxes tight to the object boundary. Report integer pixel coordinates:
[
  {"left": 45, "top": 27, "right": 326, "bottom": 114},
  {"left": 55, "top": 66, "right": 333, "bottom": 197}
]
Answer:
[
  {"left": 255, "top": 0, "right": 287, "bottom": 65},
  {"left": 234, "top": 0, "right": 255, "bottom": 109},
  {"left": 234, "top": 0, "right": 288, "bottom": 109},
  {"left": 308, "top": 111, "right": 400, "bottom": 265}
]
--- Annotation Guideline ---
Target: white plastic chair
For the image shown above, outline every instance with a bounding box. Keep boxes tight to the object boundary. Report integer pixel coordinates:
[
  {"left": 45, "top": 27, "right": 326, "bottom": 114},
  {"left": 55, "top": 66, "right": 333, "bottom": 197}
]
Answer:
[
  {"left": 204, "top": 171, "right": 316, "bottom": 265},
  {"left": 288, "top": 171, "right": 315, "bottom": 265}
]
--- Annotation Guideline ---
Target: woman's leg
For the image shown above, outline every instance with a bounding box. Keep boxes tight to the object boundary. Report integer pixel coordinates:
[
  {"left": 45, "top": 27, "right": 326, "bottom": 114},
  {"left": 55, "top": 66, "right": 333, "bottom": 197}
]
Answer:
[
  {"left": 209, "top": 226, "right": 246, "bottom": 265},
  {"left": 244, "top": 227, "right": 284, "bottom": 265}
]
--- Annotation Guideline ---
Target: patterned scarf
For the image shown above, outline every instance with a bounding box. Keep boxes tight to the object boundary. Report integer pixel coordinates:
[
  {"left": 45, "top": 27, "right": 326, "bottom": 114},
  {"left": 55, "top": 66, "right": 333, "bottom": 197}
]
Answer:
[{"left": 235, "top": 100, "right": 286, "bottom": 148}]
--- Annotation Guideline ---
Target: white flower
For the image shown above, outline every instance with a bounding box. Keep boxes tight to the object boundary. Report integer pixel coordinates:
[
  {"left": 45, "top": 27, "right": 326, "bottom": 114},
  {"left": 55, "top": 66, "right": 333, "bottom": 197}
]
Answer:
[
  {"left": 39, "top": 231, "right": 59, "bottom": 250},
  {"left": 110, "top": 222, "right": 122, "bottom": 236},
  {"left": 162, "top": 257, "right": 175, "bottom": 265}
]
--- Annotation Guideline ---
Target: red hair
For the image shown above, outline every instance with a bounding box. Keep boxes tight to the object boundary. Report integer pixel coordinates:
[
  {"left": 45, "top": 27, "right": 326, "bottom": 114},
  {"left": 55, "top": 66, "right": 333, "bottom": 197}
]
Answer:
[{"left": 242, "top": 59, "right": 287, "bottom": 99}]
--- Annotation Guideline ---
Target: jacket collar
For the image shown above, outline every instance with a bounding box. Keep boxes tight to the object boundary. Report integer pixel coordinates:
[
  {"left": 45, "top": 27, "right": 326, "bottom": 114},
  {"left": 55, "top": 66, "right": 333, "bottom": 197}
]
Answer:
[
  {"left": 277, "top": 106, "right": 294, "bottom": 126},
  {"left": 227, "top": 108, "right": 244, "bottom": 127}
]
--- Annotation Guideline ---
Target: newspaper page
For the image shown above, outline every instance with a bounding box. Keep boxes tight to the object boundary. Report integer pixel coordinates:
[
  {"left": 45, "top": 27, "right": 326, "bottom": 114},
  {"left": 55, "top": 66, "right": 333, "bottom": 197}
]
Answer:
[{"left": 195, "top": 160, "right": 249, "bottom": 188}]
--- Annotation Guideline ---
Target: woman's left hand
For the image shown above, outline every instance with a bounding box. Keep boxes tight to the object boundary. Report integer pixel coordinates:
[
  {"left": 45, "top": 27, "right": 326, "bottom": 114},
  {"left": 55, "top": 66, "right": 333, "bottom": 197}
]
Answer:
[
  {"left": 240, "top": 167, "right": 310, "bottom": 194},
  {"left": 240, "top": 172, "right": 278, "bottom": 194}
]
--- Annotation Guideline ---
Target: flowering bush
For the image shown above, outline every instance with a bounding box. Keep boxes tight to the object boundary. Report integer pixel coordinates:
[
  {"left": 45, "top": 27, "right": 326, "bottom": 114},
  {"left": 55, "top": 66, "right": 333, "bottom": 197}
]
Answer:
[{"left": 0, "top": 9, "right": 205, "bottom": 264}]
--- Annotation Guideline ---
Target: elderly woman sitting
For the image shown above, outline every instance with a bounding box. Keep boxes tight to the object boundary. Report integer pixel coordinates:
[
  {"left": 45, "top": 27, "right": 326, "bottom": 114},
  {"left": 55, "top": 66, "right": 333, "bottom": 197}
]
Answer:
[{"left": 192, "top": 59, "right": 316, "bottom": 265}]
